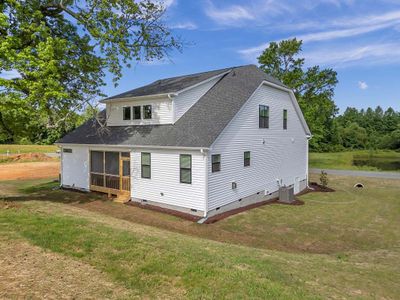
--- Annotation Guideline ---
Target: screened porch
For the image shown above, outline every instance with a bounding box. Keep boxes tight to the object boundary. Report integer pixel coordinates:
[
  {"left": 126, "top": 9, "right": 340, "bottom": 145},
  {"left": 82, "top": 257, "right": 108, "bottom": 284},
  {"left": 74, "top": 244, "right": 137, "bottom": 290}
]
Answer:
[{"left": 90, "top": 150, "right": 131, "bottom": 196}]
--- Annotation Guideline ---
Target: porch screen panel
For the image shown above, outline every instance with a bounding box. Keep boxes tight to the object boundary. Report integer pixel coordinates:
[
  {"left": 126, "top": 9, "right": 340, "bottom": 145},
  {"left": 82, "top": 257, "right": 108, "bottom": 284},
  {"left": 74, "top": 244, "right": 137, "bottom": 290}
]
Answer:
[
  {"left": 105, "top": 152, "right": 119, "bottom": 175},
  {"left": 91, "top": 151, "right": 104, "bottom": 173}
]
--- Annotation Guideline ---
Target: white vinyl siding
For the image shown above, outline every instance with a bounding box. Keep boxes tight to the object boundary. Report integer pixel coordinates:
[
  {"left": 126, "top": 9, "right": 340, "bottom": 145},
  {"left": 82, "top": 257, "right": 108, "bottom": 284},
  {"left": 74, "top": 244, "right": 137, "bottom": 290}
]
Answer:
[
  {"left": 173, "top": 76, "right": 222, "bottom": 122},
  {"left": 207, "top": 84, "right": 308, "bottom": 210},
  {"left": 106, "top": 98, "right": 173, "bottom": 126},
  {"left": 61, "top": 145, "right": 89, "bottom": 190},
  {"left": 131, "top": 149, "right": 206, "bottom": 211}
]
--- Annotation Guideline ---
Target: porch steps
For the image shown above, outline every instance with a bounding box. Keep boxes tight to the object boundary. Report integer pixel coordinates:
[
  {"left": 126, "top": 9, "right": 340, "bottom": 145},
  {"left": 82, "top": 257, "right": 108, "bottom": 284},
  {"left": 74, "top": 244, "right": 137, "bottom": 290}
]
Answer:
[{"left": 113, "top": 192, "right": 131, "bottom": 204}]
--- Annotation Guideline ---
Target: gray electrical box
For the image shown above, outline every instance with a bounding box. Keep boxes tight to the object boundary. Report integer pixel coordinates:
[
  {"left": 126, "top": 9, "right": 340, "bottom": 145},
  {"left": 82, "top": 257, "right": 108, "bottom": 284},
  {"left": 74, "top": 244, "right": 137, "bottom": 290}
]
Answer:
[{"left": 279, "top": 185, "right": 294, "bottom": 203}]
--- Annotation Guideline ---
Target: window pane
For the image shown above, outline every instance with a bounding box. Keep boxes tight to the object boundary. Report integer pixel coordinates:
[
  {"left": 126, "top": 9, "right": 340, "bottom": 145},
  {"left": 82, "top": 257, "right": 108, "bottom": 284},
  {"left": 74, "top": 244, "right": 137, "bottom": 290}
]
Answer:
[
  {"left": 244, "top": 151, "right": 250, "bottom": 159},
  {"left": 141, "top": 153, "right": 151, "bottom": 165},
  {"left": 180, "top": 154, "right": 191, "bottom": 169},
  {"left": 142, "top": 165, "right": 151, "bottom": 178},
  {"left": 144, "top": 105, "right": 152, "bottom": 119},
  {"left": 105, "top": 152, "right": 119, "bottom": 175},
  {"left": 212, "top": 154, "right": 220, "bottom": 163},
  {"left": 180, "top": 169, "right": 191, "bottom": 184},
  {"left": 123, "top": 107, "right": 131, "bottom": 120},
  {"left": 123, "top": 160, "right": 130, "bottom": 176},
  {"left": 133, "top": 106, "right": 141, "bottom": 119},
  {"left": 90, "top": 151, "right": 104, "bottom": 173}
]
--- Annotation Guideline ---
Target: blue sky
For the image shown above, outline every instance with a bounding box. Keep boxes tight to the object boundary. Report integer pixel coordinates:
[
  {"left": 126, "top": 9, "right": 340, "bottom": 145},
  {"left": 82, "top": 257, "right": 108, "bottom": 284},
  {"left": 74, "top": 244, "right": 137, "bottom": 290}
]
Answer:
[
  {"left": 110, "top": 0, "right": 400, "bottom": 113},
  {"left": 2, "top": 0, "right": 399, "bottom": 113}
]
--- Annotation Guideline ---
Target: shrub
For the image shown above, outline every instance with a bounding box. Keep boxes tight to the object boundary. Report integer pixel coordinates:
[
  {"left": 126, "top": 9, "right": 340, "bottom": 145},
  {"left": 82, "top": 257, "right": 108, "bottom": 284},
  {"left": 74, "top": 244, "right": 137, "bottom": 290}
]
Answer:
[{"left": 320, "top": 170, "right": 329, "bottom": 188}]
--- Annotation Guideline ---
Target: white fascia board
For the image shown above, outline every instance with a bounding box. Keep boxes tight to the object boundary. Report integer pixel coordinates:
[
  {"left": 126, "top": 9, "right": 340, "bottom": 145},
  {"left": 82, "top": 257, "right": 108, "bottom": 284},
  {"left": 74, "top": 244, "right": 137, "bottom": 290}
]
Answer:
[
  {"left": 99, "top": 93, "right": 177, "bottom": 104},
  {"left": 55, "top": 143, "right": 210, "bottom": 152},
  {"left": 261, "top": 81, "right": 311, "bottom": 136}
]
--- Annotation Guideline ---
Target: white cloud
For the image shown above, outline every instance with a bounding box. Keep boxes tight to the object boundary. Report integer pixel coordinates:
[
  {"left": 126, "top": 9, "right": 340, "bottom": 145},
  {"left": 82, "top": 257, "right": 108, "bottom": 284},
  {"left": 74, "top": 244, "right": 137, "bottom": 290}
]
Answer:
[
  {"left": 204, "top": 1, "right": 255, "bottom": 25},
  {"left": 303, "top": 43, "right": 400, "bottom": 67},
  {"left": 358, "top": 81, "right": 368, "bottom": 90},
  {"left": 170, "top": 21, "right": 197, "bottom": 30},
  {"left": 0, "top": 69, "right": 20, "bottom": 79},
  {"left": 160, "top": 0, "right": 176, "bottom": 8},
  {"left": 238, "top": 9, "right": 400, "bottom": 62}
]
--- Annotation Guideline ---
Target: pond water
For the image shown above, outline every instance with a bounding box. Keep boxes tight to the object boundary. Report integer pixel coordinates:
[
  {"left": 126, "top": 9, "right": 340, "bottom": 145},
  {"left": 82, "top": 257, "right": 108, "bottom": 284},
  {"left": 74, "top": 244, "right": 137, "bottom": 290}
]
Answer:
[{"left": 353, "top": 155, "right": 400, "bottom": 171}]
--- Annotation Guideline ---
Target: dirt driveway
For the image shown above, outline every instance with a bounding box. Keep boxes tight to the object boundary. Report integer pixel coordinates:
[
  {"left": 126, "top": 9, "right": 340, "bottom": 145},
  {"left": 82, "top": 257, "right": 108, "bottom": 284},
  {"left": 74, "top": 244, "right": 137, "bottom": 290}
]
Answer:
[{"left": 0, "top": 162, "right": 59, "bottom": 181}]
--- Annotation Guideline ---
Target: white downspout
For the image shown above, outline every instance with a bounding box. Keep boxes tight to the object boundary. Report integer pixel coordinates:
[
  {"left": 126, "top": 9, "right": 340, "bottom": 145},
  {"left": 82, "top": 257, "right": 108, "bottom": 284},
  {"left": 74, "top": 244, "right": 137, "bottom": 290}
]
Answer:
[
  {"left": 201, "top": 148, "right": 209, "bottom": 218},
  {"left": 306, "top": 135, "right": 312, "bottom": 189}
]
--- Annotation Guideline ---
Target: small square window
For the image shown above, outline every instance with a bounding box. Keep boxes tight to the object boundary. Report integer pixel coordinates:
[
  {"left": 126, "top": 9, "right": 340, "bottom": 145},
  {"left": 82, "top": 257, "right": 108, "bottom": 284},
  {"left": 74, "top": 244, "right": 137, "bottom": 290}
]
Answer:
[
  {"left": 211, "top": 154, "right": 221, "bottom": 173},
  {"left": 123, "top": 106, "right": 131, "bottom": 120},
  {"left": 143, "top": 105, "right": 152, "bottom": 119},
  {"left": 133, "top": 106, "right": 141, "bottom": 120},
  {"left": 244, "top": 151, "right": 250, "bottom": 167}
]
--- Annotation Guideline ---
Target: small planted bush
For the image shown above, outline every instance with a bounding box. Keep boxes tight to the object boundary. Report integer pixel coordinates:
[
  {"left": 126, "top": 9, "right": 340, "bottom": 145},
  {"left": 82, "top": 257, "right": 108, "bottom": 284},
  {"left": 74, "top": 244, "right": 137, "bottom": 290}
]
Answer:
[{"left": 320, "top": 171, "right": 329, "bottom": 188}]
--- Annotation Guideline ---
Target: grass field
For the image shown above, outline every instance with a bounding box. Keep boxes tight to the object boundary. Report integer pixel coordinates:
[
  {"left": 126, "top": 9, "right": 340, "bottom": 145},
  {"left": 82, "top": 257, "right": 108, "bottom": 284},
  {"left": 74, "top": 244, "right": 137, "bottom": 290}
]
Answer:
[
  {"left": 0, "top": 144, "right": 58, "bottom": 154},
  {"left": 1, "top": 174, "right": 399, "bottom": 299},
  {"left": 309, "top": 150, "right": 400, "bottom": 171}
]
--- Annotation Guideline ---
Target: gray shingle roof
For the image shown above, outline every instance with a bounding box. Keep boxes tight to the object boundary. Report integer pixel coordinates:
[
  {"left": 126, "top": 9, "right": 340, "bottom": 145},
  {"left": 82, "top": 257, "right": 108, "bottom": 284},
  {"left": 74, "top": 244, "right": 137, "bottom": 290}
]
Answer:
[
  {"left": 57, "top": 65, "right": 288, "bottom": 148},
  {"left": 104, "top": 66, "right": 233, "bottom": 100}
]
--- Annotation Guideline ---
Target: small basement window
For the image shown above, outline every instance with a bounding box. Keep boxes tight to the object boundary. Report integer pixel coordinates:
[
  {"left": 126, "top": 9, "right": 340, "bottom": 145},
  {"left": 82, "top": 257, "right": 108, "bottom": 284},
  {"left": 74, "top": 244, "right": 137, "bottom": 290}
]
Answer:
[
  {"left": 259, "top": 105, "right": 269, "bottom": 128},
  {"left": 143, "top": 105, "right": 152, "bottom": 119},
  {"left": 133, "top": 106, "right": 141, "bottom": 120},
  {"left": 211, "top": 154, "right": 221, "bottom": 173},
  {"left": 180, "top": 154, "right": 192, "bottom": 184},
  {"left": 141, "top": 152, "right": 151, "bottom": 179},
  {"left": 123, "top": 106, "right": 131, "bottom": 120},
  {"left": 63, "top": 148, "right": 72, "bottom": 153},
  {"left": 244, "top": 151, "right": 250, "bottom": 167},
  {"left": 283, "top": 109, "right": 288, "bottom": 130}
]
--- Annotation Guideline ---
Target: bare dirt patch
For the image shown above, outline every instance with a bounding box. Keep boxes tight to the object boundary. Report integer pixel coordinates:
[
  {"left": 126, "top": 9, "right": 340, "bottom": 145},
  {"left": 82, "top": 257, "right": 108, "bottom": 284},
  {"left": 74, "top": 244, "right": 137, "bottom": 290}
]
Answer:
[
  {"left": 0, "top": 153, "right": 57, "bottom": 163},
  {"left": 0, "top": 161, "right": 59, "bottom": 181},
  {"left": 0, "top": 237, "right": 130, "bottom": 299}
]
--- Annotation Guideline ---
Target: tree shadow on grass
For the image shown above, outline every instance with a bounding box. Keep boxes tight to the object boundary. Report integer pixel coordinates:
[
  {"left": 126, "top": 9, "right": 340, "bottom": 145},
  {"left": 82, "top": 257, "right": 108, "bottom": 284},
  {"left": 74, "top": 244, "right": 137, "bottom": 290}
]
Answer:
[{"left": 0, "top": 181, "right": 108, "bottom": 205}]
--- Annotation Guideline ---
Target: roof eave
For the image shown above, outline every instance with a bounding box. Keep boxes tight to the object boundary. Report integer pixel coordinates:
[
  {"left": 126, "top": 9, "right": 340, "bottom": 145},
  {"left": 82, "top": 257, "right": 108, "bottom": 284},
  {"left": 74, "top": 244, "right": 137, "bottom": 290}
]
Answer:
[{"left": 100, "top": 92, "right": 177, "bottom": 103}]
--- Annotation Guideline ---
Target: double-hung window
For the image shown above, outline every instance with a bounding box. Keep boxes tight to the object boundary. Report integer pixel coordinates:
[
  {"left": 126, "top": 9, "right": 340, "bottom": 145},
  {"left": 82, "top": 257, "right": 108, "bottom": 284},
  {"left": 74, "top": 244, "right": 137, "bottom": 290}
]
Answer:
[
  {"left": 259, "top": 105, "right": 269, "bottom": 128},
  {"left": 180, "top": 154, "right": 192, "bottom": 184},
  {"left": 211, "top": 154, "right": 221, "bottom": 172},
  {"left": 123, "top": 106, "right": 131, "bottom": 120},
  {"left": 283, "top": 109, "right": 288, "bottom": 130},
  {"left": 244, "top": 151, "right": 250, "bottom": 167},
  {"left": 133, "top": 106, "right": 141, "bottom": 120},
  {"left": 143, "top": 105, "right": 152, "bottom": 119},
  {"left": 141, "top": 153, "right": 151, "bottom": 179}
]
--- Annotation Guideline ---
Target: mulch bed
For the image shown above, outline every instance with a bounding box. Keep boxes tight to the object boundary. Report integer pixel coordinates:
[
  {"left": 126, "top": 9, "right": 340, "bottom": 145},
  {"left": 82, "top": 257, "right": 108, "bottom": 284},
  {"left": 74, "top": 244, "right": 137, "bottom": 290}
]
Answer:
[{"left": 122, "top": 182, "right": 335, "bottom": 224}]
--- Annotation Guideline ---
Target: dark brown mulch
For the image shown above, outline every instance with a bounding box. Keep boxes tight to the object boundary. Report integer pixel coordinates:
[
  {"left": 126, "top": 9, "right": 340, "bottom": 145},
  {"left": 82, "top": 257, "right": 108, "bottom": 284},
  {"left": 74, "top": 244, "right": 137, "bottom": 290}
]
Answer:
[
  {"left": 308, "top": 182, "right": 335, "bottom": 192},
  {"left": 126, "top": 201, "right": 202, "bottom": 222}
]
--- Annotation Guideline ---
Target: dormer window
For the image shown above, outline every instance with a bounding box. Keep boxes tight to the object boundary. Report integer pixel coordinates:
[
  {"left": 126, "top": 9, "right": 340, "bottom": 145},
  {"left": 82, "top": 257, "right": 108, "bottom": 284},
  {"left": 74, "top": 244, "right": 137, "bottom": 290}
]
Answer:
[
  {"left": 123, "top": 106, "right": 131, "bottom": 120},
  {"left": 144, "top": 105, "right": 152, "bottom": 119},
  {"left": 133, "top": 106, "right": 141, "bottom": 120}
]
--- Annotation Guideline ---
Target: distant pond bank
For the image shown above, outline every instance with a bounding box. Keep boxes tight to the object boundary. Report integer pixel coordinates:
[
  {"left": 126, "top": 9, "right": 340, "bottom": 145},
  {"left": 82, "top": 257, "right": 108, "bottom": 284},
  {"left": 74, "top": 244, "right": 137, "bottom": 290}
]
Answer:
[{"left": 309, "top": 150, "right": 400, "bottom": 172}]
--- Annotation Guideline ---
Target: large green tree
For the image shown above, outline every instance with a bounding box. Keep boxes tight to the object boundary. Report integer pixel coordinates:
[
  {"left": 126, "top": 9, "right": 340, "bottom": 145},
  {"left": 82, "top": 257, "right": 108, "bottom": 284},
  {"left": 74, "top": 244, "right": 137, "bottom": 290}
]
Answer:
[
  {"left": 258, "top": 38, "right": 338, "bottom": 151},
  {"left": 0, "top": 0, "right": 181, "bottom": 143}
]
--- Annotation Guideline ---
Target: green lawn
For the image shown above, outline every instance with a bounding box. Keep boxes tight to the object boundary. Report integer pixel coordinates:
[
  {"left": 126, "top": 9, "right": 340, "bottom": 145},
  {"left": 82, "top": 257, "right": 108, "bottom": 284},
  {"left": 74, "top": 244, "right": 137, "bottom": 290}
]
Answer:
[
  {"left": 0, "top": 174, "right": 399, "bottom": 299},
  {"left": 309, "top": 150, "right": 400, "bottom": 171},
  {"left": 0, "top": 144, "right": 58, "bottom": 154}
]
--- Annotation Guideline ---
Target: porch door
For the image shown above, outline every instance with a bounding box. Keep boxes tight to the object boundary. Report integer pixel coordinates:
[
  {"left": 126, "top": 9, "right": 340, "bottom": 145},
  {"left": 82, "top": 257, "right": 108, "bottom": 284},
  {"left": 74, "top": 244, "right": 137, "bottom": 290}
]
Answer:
[{"left": 120, "top": 152, "right": 131, "bottom": 192}]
